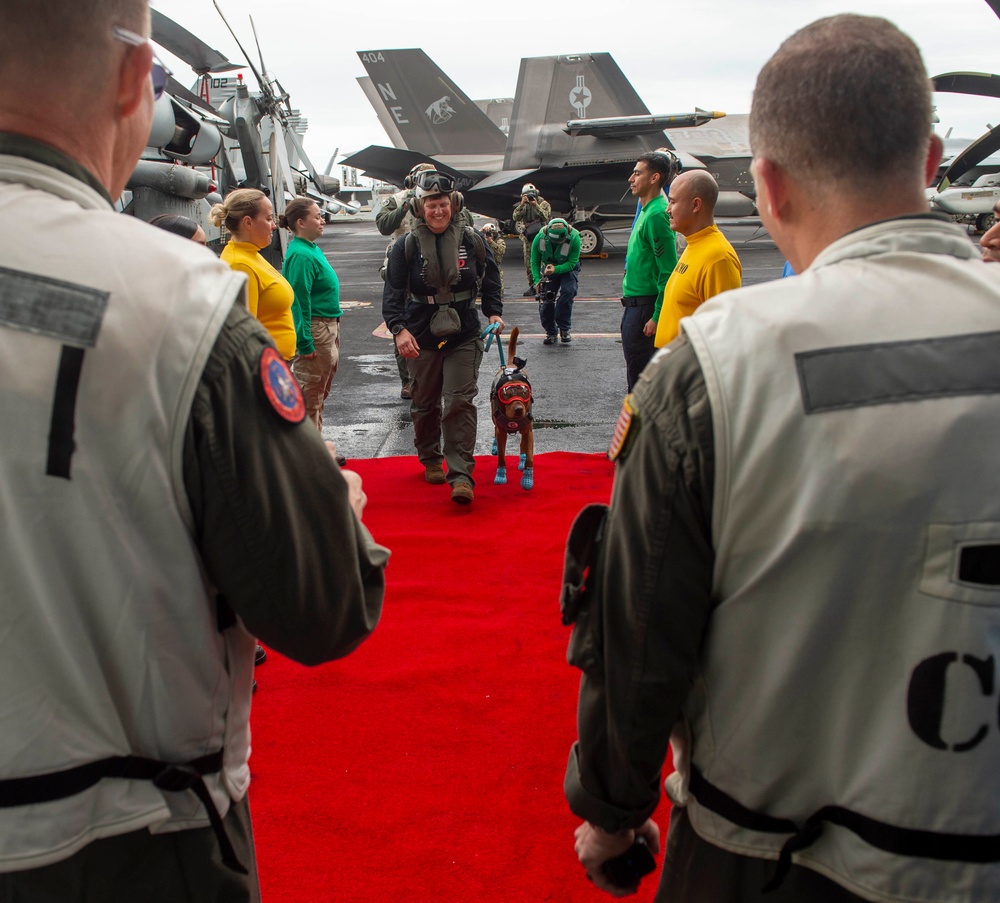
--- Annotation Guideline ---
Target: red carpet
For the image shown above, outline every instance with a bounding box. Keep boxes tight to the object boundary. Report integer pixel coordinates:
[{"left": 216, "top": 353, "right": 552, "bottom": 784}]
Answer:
[{"left": 249, "top": 452, "right": 672, "bottom": 901}]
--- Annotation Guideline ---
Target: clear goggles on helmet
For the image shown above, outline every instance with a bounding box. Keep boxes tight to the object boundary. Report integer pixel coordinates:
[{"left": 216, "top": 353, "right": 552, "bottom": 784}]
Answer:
[
  {"left": 497, "top": 381, "right": 532, "bottom": 405},
  {"left": 414, "top": 170, "right": 456, "bottom": 194},
  {"left": 112, "top": 25, "right": 172, "bottom": 101}
]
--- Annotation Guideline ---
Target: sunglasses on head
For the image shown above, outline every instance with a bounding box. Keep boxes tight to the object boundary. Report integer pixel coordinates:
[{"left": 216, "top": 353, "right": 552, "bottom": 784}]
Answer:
[
  {"left": 415, "top": 170, "right": 456, "bottom": 194},
  {"left": 112, "top": 25, "right": 172, "bottom": 101}
]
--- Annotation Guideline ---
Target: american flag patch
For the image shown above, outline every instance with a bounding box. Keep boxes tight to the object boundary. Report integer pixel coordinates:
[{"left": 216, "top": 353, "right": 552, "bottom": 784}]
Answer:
[{"left": 608, "top": 394, "right": 637, "bottom": 462}]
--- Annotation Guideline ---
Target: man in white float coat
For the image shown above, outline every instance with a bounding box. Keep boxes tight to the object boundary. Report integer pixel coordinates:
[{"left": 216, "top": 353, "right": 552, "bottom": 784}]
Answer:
[
  {"left": 0, "top": 2, "right": 387, "bottom": 899},
  {"left": 565, "top": 14, "right": 1000, "bottom": 902}
]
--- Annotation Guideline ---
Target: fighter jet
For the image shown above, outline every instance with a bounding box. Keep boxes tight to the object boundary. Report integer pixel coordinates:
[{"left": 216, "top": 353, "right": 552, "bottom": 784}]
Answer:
[{"left": 343, "top": 48, "right": 753, "bottom": 252}]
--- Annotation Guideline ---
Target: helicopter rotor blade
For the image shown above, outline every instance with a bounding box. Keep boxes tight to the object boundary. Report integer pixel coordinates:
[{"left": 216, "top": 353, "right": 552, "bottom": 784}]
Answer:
[
  {"left": 150, "top": 9, "right": 240, "bottom": 76},
  {"left": 937, "top": 123, "right": 1000, "bottom": 190},
  {"left": 212, "top": 0, "right": 268, "bottom": 98},
  {"left": 250, "top": 16, "right": 269, "bottom": 93}
]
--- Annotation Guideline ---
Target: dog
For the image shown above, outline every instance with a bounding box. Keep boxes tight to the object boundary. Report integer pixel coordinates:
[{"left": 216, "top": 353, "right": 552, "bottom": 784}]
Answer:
[{"left": 490, "top": 327, "right": 534, "bottom": 490}]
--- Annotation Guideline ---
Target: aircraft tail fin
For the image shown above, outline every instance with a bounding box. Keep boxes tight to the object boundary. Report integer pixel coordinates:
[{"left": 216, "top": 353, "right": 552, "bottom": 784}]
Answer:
[
  {"left": 357, "top": 76, "right": 407, "bottom": 149},
  {"left": 356, "top": 49, "right": 507, "bottom": 156},
  {"left": 505, "top": 53, "right": 670, "bottom": 170}
]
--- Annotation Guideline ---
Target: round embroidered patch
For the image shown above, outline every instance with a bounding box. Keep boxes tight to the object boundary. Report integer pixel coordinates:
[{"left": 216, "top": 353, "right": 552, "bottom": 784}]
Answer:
[{"left": 260, "top": 347, "right": 306, "bottom": 423}]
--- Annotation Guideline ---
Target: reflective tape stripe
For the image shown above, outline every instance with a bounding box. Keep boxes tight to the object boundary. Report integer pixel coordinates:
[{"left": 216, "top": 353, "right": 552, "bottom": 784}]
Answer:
[
  {"left": 0, "top": 265, "right": 107, "bottom": 346},
  {"left": 796, "top": 331, "right": 1000, "bottom": 413}
]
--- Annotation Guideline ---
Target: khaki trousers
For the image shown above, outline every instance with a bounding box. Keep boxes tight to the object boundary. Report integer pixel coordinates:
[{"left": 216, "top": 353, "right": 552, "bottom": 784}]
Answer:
[
  {"left": 406, "top": 336, "right": 483, "bottom": 486},
  {"left": 292, "top": 316, "right": 340, "bottom": 430}
]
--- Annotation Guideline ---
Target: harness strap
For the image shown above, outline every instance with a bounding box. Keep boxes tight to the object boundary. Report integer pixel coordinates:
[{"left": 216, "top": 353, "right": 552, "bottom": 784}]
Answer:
[
  {"left": 404, "top": 228, "right": 486, "bottom": 300},
  {"left": 0, "top": 750, "right": 247, "bottom": 875},
  {"left": 492, "top": 409, "right": 533, "bottom": 433},
  {"left": 688, "top": 766, "right": 1000, "bottom": 894},
  {"left": 413, "top": 289, "right": 476, "bottom": 305}
]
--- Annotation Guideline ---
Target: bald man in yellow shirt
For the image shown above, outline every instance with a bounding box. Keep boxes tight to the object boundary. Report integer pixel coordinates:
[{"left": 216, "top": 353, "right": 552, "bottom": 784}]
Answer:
[{"left": 653, "top": 171, "right": 743, "bottom": 348}]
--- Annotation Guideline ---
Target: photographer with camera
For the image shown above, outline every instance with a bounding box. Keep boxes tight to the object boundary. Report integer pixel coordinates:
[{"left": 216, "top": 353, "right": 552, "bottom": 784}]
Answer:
[
  {"left": 531, "top": 217, "right": 581, "bottom": 345},
  {"left": 513, "top": 183, "right": 551, "bottom": 296},
  {"left": 479, "top": 221, "right": 507, "bottom": 297}
]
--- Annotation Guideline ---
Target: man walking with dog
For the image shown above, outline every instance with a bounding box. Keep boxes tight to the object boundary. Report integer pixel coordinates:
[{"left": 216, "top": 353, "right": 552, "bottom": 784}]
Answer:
[
  {"left": 383, "top": 170, "right": 504, "bottom": 505},
  {"left": 652, "top": 170, "right": 742, "bottom": 349},
  {"left": 531, "top": 217, "right": 582, "bottom": 345},
  {"left": 0, "top": 2, "right": 388, "bottom": 897},
  {"left": 621, "top": 152, "right": 678, "bottom": 391},
  {"left": 566, "top": 14, "right": 1000, "bottom": 902}
]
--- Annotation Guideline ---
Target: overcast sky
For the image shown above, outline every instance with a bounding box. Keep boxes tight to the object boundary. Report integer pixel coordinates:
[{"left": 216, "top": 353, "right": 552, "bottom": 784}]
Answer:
[{"left": 152, "top": 0, "right": 1000, "bottom": 181}]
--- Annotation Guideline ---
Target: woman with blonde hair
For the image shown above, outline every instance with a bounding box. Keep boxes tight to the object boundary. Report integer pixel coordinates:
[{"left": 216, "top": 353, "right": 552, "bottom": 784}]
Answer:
[{"left": 210, "top": 189, "right": 295, "bottom": 360}]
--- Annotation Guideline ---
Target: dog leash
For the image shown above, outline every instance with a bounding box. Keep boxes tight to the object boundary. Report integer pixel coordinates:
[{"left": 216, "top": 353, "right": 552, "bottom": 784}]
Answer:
[{"left": 481, "top": 322, "right": 506, "bottom": 368}]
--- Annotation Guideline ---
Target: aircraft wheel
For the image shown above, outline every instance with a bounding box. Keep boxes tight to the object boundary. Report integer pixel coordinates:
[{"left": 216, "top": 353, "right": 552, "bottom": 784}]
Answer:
[
  {"left": 575, "top": 222, "right": 604, "bottom": 255},
  {"left": 977, "top": 212, "right": 996, "bottom": 232}
]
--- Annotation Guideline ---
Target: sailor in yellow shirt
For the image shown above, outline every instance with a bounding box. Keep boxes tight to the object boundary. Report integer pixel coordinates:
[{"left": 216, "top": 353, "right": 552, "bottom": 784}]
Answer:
[
  {"left": 653, "top": 171, "right": 742, "bottom": 348},
  {"left": 212, "top": 189, "right": 297, "bottom": 360}
]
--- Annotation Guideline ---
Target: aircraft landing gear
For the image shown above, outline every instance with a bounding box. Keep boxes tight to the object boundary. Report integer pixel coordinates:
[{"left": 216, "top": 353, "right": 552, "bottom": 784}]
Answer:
[{"left": 575, "top": 222, "right": 605, "bottom": 255}]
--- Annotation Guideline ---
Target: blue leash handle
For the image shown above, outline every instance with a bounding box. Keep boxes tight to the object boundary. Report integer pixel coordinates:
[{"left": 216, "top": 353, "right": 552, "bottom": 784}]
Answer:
[{"left": 481, "top": 322, "right": 506, "bottom": 368}]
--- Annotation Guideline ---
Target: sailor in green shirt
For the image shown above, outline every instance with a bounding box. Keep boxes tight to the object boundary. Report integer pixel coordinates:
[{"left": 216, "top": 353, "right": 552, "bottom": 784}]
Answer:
[
  {"left": 531, "top": 218, "right": 582, "bottom": 344},
  {"left": 621, "top": 152, "right": 678, "bottom": 391},
  {"left": 280, "top": 198, "right": 343, "bottom": 431}
]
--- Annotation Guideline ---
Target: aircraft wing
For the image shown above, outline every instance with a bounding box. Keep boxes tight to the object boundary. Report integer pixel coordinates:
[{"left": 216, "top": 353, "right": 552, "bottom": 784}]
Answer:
[
  {"left": 933, "top": 71, "right": 1000, "bottom": 98},
  {"left": 340, "top": 145, "right": 470, "bottom": 188},
  {"left": 150, "top": 8, "right": 241, "bottom": 75}
]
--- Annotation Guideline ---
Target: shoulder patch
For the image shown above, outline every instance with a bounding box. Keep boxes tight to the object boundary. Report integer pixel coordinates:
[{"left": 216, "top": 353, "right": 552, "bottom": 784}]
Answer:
[
  {"left": 260, "top": 346, "right": 306, "bottom": 423},
  {"left": 608, "top": 394, "right": 639, "bottom": 462}
]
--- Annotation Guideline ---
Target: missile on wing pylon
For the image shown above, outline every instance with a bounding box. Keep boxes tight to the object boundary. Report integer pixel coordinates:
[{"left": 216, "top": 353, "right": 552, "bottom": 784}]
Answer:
[{"left": 564, "top": 109, "right": 726, "bottom": 138}]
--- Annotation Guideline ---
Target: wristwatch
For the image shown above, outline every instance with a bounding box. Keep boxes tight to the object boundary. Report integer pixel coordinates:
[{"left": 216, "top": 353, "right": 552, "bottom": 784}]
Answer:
[{"left": 391, "top": 323, "right": 406, "bottom": 336}]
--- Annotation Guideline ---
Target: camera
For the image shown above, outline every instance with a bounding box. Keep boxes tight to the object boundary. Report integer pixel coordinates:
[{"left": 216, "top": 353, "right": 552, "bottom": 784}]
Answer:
[
  {"left": 537, "top": 277, "right": 558, "bottom": 303},
  {"left": 524, "top": 190, "right": 538, "bottom": 202}
]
